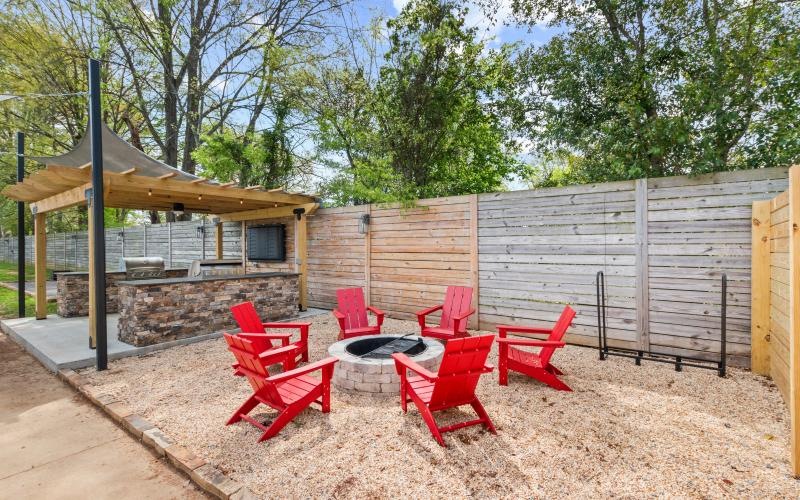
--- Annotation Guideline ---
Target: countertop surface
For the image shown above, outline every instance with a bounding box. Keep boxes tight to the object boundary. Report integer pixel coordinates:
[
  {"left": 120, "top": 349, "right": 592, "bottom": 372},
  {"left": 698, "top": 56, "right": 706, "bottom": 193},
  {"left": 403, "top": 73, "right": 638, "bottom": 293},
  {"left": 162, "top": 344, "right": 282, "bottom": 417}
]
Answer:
[
  {"left": 116, "top": 272, "right": 299, "bottom": 287},
  {"left": 57, "top": 268, "right": 187, "bottom": 277}
]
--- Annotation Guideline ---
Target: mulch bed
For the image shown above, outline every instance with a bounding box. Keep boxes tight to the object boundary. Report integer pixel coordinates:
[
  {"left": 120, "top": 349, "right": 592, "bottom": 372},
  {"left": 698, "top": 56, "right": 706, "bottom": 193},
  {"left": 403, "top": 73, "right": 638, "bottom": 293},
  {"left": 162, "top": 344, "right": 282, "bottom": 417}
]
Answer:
[{"left": 80, "top": 314, "right": 797, "bottom": 498}]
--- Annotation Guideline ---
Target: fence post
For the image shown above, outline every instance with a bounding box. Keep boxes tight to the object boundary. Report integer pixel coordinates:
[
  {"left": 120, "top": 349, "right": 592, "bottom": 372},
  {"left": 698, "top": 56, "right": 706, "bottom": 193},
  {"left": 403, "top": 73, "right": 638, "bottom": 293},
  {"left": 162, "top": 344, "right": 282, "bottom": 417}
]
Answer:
[
  {"left": 789, "top": 166, "right": 800, "bottom": 477},
  {"left": 635, "top": 178, "right": 650, "bottom": 351},
  {"left": 751, "top": 200, "right": 771, "bottom": 375},
  {"left": 365, "top": 204, "right": 371, "bottom": 306},
  {"left": 143, "top": 224, "right": 148, "bottom": 256},
  {"left": 470, "top": 194, "right": 480, "bottom": 330}
]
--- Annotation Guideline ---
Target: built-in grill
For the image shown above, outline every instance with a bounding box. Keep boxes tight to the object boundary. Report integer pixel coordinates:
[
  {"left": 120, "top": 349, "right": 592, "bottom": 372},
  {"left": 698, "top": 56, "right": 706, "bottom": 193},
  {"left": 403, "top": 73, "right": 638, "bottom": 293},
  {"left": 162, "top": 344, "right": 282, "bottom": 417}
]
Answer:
[
  {"left": 188, "top": 259, "right": 244, "bottom": 278},
  {"left": 124, "top": 257, "right": 166, "bottom": 280}
]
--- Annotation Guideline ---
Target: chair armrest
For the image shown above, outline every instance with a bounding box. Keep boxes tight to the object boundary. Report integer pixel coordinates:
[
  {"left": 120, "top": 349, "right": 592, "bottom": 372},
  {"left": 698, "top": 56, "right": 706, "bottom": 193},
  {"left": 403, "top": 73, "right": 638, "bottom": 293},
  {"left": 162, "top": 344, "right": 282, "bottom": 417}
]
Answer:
[
  {"left": 263, "top": 322, "right": 309, "bottom": 345},
  {"left": 483, "top": 363, "right": 495, "bottom": 373},
  {"left": 416, "top": 304, "right": 443, "bottom": 328},
  {"left": 453, "top": 308, "right": 476, "bottom": 321},
  {"left": 258, "top": 344, "right": 301, "bottom": 363},
  {"left": 497, "top": 325, "right": 553, "bottom": 337},
  {"left": 392, "top": 353, "right": 438, "bottom": 381},
  {"left": 239, "top": 332, "right": 292, "bottom": 348},
  {"left": 495, "top": 338, "right": 566, "bottom": 348},
  {"left": 267, "top": 357, "right": 339, "bottom": 383},
  {"left": 452, "top": 307, "right": 476, "bottom": 333},
  {"left": 332, "top": 309, "right": 346, "bottom": 329},
  {"left": 262, "top": 322, "right": 310, "bottom": 330},
  {"left": 367, "top": 306, "right": 385, "bottom": 327}
]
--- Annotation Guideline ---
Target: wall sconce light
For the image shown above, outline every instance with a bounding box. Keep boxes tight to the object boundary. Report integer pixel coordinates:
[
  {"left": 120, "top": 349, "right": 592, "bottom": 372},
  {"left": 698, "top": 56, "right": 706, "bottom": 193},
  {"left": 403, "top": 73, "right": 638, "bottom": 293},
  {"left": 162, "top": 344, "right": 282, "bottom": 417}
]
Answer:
[
  {"left": 196, "top": 226, "right": 205, "bottom": 239},
  {"left": 116, "top": 231, "right": 124, "bottom": 241},
  {"left": 358, "top": 213, "right": 370, "bottom": 234}
]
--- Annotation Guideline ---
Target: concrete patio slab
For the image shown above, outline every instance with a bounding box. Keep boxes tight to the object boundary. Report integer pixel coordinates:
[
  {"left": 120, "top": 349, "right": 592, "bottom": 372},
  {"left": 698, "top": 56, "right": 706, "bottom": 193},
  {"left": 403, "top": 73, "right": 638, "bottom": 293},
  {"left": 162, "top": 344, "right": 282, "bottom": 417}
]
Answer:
[{"left": 0, "top": 308, "right": 328, "bottom": 372}]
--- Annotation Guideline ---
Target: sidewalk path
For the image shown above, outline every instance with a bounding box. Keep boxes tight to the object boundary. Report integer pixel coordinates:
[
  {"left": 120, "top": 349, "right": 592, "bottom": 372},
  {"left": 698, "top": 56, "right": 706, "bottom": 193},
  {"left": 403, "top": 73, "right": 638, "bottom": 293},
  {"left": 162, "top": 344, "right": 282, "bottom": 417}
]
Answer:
[{"left": 0, "top": 333, "right": 207, "bottom": 499}]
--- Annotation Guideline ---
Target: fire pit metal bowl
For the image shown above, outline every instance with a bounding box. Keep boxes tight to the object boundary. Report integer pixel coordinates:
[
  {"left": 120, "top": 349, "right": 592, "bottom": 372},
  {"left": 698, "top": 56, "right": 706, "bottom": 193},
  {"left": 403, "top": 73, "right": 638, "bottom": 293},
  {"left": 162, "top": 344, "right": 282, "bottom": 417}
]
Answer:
[{"left": 328, "top": 334, "right": 444, "bottom": 396}]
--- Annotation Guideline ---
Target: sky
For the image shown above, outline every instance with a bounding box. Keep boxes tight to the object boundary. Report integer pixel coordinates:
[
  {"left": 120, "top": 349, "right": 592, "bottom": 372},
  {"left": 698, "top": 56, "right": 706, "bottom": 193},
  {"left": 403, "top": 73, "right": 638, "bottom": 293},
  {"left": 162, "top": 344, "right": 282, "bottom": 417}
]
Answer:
[{"left": 366, "top": 0, "right": 562, "bottom": 48}]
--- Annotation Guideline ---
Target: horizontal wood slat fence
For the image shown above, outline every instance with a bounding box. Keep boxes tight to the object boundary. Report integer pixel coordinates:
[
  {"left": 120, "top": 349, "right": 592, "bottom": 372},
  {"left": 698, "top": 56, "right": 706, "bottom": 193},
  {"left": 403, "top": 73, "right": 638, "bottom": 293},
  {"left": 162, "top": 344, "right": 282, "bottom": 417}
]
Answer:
[
  {"left": 750, "top": 165, "right": 799, "bottom": 475},
  {"left": 1, "top": 167, "right": 790, "bottom": 367},
  {"left": 308, "top": 167, "right": 787, "bottom": 368}
]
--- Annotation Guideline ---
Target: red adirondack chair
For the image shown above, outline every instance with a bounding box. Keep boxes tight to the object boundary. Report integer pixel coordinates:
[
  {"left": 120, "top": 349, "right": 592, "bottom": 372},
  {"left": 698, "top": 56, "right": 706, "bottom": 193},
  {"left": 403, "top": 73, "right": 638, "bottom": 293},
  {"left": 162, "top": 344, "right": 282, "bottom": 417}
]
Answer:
[
  {"left": 496, "top": 305, "right": 576, "bottom": 391},
  {"left": 333, "top": 287, "right": 384, "bottom": 340},
  {"left": 392, "top": 334, "right": 496, "bottom": 446},
  {"left": 416, "top": 286, "right": 475, "bottom": 340},
  {"left": 231, "top": 301, "right": 309, "bottom": 363},
  {"left": 224, "top": 333, "right": 338, "bottom": 442}
]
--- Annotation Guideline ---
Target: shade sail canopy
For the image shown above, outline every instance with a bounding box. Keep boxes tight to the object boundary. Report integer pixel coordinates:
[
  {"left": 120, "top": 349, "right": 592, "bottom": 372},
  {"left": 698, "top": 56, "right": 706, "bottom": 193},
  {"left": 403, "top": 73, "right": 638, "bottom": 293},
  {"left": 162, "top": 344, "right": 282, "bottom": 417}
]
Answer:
[
  {"left": 30, "top": 123, "right": 199, "bottom": 181},
  {"left": 2, "top": 123, "right": 318, "bottom": 217}
]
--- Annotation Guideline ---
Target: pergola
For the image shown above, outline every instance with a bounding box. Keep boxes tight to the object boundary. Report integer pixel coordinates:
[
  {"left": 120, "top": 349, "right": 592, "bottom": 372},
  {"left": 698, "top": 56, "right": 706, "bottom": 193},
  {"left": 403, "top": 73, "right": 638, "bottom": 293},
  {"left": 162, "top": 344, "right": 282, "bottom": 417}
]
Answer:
[{"left": 2, "top": 122, "right": 319, "bottom": 364}]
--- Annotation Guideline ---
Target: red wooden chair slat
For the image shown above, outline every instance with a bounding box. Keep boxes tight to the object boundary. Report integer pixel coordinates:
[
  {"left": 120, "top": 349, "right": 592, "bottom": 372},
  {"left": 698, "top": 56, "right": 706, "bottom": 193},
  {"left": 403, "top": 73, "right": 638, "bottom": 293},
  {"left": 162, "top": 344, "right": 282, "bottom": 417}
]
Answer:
[
  {"left": 333, "top": 288, "right": 384, "bottom": 340},
  {"left": 497, "top": 305, "right": 576, "bottom": 391},
  {"left": 417, "top": 286, "right": 475, "bottom": 340},
  {"left": 393, "top": 334, "right": 496, "bottom": 447},
  {"left": 231, "top": 301, "right": 309, "bottom": 364},
  {"left": 224, "top": 333, "right": 338, "bottom": 442}
]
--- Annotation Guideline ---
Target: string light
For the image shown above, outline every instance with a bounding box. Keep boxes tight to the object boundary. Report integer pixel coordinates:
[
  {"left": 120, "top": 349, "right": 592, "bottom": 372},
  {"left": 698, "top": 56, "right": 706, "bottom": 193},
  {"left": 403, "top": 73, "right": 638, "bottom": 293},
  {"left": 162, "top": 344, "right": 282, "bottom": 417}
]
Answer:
[
  {"left": 198, "top": 194, "right": 202, "bottom": 201},
  {"left": 147, "top": 188, "right": 152, "bottom": 196},
  {"left": 239, "top": 199, "right": 243, "bottom": 205}
]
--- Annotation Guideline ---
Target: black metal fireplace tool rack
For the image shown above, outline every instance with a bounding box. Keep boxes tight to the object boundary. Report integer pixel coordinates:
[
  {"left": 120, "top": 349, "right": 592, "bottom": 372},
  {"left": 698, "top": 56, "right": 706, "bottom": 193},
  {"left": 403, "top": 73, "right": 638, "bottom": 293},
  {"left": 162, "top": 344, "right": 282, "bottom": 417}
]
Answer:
[{"left": 596, "top": 270, "right": 727, "bottom": 377}]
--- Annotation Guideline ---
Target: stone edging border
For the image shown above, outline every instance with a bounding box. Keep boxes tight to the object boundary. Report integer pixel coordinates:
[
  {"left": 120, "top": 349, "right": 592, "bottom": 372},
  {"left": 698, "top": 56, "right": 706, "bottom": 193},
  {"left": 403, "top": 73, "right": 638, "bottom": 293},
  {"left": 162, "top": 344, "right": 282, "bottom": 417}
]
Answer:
[{"left": 57, "top": 368, "right": 257, "bottom": 500}]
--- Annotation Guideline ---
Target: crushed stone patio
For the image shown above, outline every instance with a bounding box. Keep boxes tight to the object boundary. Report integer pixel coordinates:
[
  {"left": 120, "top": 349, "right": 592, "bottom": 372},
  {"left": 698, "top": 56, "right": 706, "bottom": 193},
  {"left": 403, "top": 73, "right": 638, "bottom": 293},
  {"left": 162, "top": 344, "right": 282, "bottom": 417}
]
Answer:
[{"left": 79, "top": 314, "right": 798, "bottom": 498}]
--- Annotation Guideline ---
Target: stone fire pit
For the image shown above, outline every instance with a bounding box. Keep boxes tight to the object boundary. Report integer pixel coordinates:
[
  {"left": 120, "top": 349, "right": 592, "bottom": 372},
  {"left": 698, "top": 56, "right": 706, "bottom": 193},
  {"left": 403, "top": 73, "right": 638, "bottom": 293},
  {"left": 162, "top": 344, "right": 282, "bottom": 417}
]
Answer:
[{"left": 328, "top": 334, "right": 444, "bottom": 396}]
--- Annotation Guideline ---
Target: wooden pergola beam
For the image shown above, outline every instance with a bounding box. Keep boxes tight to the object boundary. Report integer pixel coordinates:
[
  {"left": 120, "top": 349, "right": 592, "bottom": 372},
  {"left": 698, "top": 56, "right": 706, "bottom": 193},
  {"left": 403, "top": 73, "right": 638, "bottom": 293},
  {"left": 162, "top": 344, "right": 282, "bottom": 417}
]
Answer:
[
  {"left": 31, "top": 182, "right": 91, "bottom": 213},
  {"left": 105, "top": 172, "right": 313, "bottom": 206},
  {"left": 216, "top": 202, "right": 319, "bottom": 222}
]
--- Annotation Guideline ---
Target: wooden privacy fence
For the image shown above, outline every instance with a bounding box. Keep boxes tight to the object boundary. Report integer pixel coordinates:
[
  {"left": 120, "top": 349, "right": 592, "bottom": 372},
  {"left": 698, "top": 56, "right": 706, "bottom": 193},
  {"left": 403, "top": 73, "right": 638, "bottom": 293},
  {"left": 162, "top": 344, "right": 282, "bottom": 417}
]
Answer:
[
  {"left": 308, "top": 167, "right": 789, "bottom": 367},
  {"left": 1, "top": 167, "right": 789, "bottom": 367},
  {"left": 750, "top": 165, "right": 800, "bottom": 474}
]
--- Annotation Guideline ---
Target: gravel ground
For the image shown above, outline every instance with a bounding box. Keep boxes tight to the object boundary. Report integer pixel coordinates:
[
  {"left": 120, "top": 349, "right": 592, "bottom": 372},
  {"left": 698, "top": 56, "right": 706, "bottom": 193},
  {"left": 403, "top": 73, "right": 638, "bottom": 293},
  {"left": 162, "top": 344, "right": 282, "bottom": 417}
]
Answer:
[{"left": 81, "top": 314, "right": 798, "bottom": 498}]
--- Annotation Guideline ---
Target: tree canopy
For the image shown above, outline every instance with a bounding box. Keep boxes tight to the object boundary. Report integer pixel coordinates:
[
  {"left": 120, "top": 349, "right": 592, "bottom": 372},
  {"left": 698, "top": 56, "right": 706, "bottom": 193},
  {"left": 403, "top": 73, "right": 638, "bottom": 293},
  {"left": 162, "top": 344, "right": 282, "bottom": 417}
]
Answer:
[{"left": 0, "top": 0, "right": 798, "bottom": 231}]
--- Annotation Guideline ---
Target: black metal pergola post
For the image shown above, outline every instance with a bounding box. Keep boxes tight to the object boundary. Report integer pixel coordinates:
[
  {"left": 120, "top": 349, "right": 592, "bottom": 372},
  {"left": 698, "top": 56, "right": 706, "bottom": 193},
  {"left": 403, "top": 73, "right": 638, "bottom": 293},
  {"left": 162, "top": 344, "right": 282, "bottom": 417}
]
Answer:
[
  {"left": 88, "top": 58, "right": 107, "bottom": 370},
  {"left": 16, "top": 131, "right": 25, "bottom": 318}
]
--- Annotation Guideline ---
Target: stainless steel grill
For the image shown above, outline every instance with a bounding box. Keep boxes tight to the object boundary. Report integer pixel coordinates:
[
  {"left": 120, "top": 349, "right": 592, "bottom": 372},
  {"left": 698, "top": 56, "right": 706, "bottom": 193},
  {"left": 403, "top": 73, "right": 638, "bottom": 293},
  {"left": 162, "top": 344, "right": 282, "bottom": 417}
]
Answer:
[
  {"left": 188, "top": 259, "right": 244, "bottom": 278},
  {"left": 124, "top": 257, "right": 166, "bottom": 280}
]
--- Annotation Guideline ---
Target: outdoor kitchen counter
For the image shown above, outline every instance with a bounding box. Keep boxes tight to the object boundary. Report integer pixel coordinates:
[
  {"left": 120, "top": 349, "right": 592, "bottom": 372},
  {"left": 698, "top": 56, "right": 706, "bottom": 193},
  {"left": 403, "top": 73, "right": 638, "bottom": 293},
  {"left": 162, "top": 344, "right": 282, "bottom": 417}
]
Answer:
[
  {"left": 116, "top": 272, "right": 300, "bottom": 347},
  {"left": 56, "top": 269, "right": 189, "bottom": 317}
]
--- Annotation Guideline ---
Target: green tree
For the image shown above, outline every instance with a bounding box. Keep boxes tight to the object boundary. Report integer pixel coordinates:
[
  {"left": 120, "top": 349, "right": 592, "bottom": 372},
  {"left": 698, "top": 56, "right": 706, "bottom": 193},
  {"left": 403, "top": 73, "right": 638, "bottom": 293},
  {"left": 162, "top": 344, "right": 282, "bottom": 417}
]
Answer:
[
  {"left": 317, "top": 0, "right": 525, "bottom": 204},
  {"left": 507, "top": 0, "right": 800, "bottom": 185},
  {"left": 192, "top": 101, "right": 298, "bottom": 190}
]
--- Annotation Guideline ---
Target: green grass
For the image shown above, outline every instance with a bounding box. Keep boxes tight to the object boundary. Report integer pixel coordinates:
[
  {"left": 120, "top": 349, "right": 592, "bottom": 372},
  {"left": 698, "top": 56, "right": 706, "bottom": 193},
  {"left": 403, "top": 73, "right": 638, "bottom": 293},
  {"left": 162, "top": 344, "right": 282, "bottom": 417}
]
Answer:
[
  {"left": 0, "top": 286, "right": 57, "bottom": 319},
  {"left": 0, "top": 261, "right": 39, "bottom": 282},
  {"left": 0, "top": 261, "right": 57, "bottom": 282}
]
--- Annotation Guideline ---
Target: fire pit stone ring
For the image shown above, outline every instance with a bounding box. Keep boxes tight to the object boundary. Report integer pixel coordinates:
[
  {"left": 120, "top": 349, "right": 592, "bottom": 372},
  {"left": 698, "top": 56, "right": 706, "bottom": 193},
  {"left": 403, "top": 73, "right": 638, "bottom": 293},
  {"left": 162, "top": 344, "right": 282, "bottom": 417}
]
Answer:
[{"left": 328, "top": 334, "right": 444, "bottom": 396}]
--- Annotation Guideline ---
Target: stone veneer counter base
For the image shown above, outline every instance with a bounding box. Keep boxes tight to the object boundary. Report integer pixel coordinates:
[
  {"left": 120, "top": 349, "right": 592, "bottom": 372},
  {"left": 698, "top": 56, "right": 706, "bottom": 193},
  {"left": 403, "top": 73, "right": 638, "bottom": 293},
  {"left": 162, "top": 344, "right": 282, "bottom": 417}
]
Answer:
[
  {"left": 117, "top": 272, "right": 299, "bottom": 347},
  {"left": 57, "top": 269, "right": 188, "bottom": 317}
]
